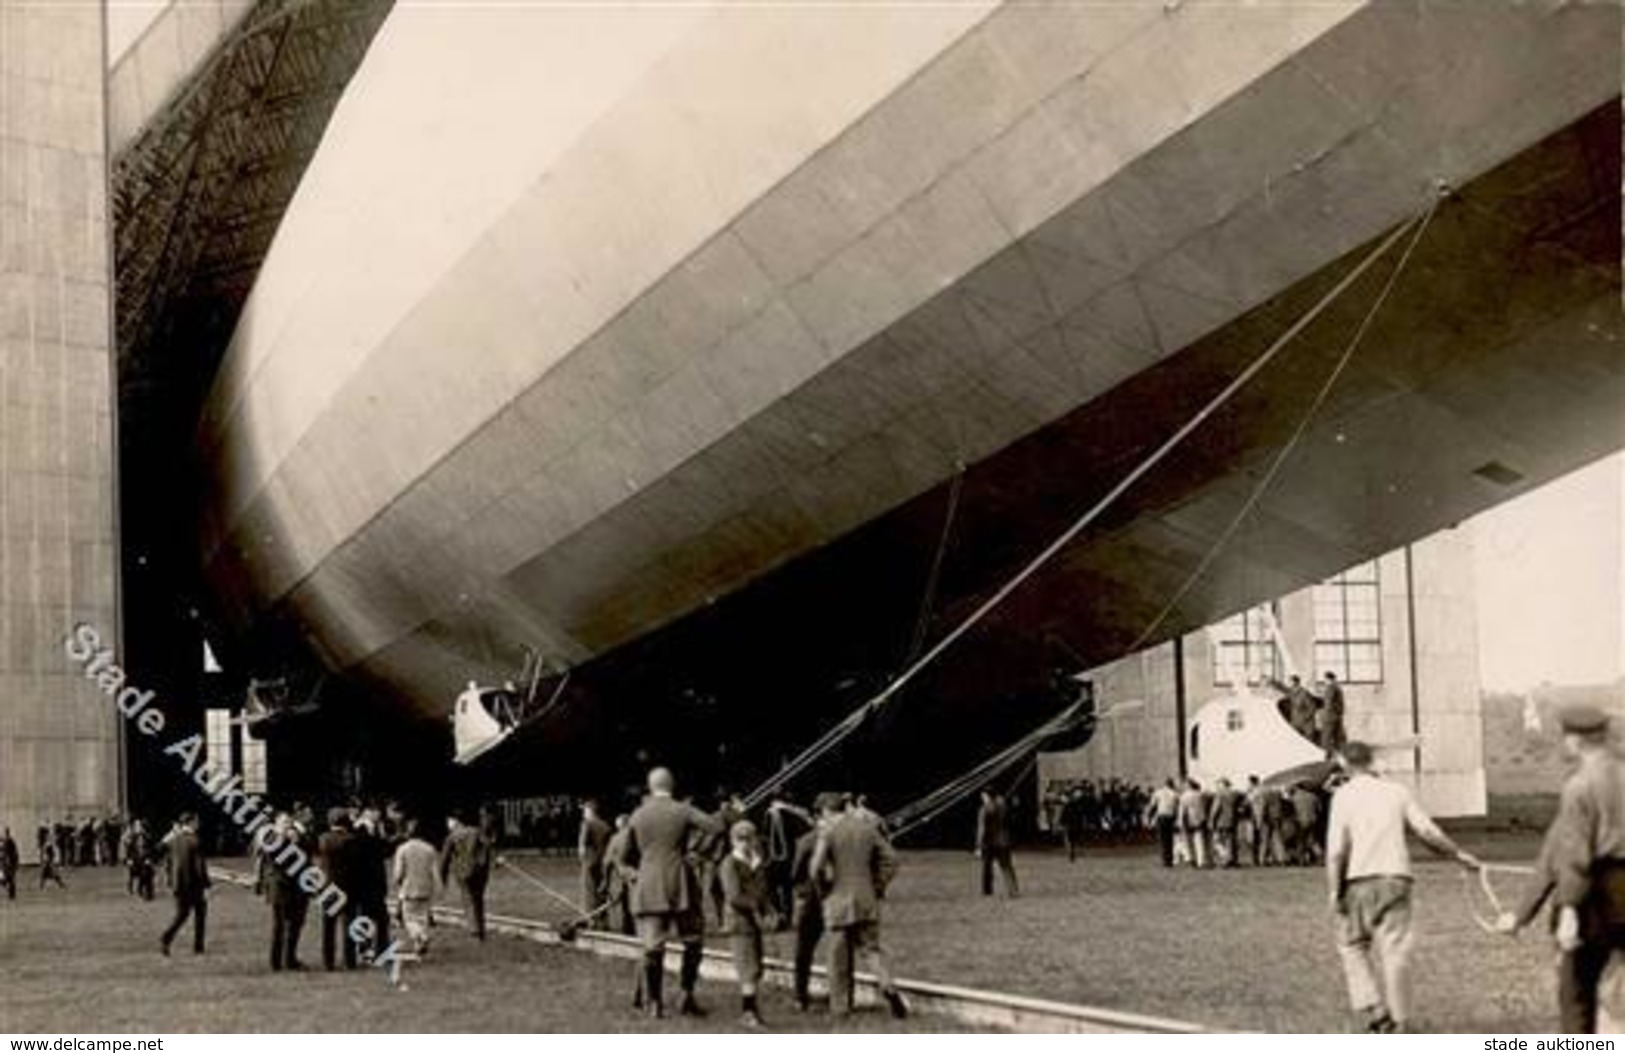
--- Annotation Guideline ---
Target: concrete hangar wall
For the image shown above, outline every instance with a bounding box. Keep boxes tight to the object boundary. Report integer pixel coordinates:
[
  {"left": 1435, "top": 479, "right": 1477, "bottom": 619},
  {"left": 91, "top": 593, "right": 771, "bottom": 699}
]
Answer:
[
  {"left": 0, "top": 5, "right": 123, "bottom": 855},
  {"left": 1039, "top": 526, "right": 1484, "bottom": 818}
]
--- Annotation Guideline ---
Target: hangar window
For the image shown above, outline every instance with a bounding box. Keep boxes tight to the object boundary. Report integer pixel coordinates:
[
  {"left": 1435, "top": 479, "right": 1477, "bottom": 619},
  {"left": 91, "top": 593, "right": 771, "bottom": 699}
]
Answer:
[
  {"left": 203, "top": 707, "right": 268, "bottom": 795},
  {"left": 204, "top": 708, "right": 233, "bottom": 771},
  {"left": 1313, "top": 560, "right": 1383, "bottom": 684},
  {"left": 1226, "top": 709, "right": 1244, "bottom": 732},
  {"left": 1211, "top": 603, "right": 1281, "bottom": 687}
]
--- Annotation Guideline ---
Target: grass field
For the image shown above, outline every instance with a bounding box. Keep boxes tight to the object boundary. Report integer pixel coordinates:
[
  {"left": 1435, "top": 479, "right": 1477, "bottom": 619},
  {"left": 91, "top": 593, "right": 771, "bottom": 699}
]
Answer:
[
  {"left": 487, "top": 833, "right": 1556, "bottom": 1033},
  {"left": 0, "top": 834, "right": 1554, "bottom": 1033},
  {"left": 0, "top": 866, "right": 957, "bottom": 1034}
]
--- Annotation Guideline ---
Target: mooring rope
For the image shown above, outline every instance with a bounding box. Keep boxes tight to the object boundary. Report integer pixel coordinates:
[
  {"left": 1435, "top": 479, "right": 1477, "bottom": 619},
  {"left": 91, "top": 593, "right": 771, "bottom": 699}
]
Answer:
[
  {"left": 1127, "top": 190, "right": 1442, "bottom": 655},
  {"left": 744, "top": 194, "right": 1439, "bottom": 811},
  {"left": 1460, "top": 862, "right": 1538, "bottom": 934},
  {"left": 495, "top": 855, "right": 616, "bottom": 928}
]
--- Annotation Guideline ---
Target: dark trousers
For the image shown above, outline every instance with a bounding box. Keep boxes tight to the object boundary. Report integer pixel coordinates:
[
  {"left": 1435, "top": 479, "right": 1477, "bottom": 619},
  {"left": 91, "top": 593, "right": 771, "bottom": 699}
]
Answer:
[
  {"left": 1561, "top": 945, "right": 1610, "bottom": 1034},
  {"left": 322, "top": 900, "right": 361, "bottom": 970},
  {"left": 579, "top": 863, "right": 604, "bottom": 929},
  {"left": 1562, "top": 870, "right": 1625, "bottom": 1033},
  {"left": 362, "top": 896, "right": 392, "bottom": 958},
  {"left": 792, "top": 899, "right": 825, "bottom": 1003},
  {"left": 2, "top": 870, "right": 13, "bottom": 898},
  {"left": 270, "top": 895, "right": 308, "bottom": 970},
  {"left": 768, "top": 858, "right": 794, "bottom": 921},
  {"left": 162, "top": 894, "right": 207, "bottom": 952},
  {"left": 460, "top": 871, "right": 489, "bottom": 940},
  {"left": 980, "top": 847, "right": 1018, "bottom": 896},
  {"left": 1155, "top": 817, "right": 1176, "bottom": 867},
  {"left": 1214, "top": 825, "right": 1238, "bottom": 866}
]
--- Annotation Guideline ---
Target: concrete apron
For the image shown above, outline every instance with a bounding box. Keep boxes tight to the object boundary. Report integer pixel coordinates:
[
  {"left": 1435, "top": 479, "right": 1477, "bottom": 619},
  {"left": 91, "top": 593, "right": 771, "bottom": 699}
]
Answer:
[{"left": 213, "top": 865, "right": 1212, "bottom": 1033}]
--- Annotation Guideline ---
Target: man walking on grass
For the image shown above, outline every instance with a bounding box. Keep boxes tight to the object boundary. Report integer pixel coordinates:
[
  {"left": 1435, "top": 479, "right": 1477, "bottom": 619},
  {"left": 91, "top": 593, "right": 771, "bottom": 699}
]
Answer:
[
  {"left": 1326, "top": 741, "right": 1479, "bottom": 1032},
  {"left": 159, "top": 813, "right": 208, "bottom": 956}
]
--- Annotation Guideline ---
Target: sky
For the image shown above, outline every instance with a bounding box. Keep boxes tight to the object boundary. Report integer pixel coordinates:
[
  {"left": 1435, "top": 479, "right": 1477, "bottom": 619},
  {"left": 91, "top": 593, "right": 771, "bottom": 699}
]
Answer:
[{"left": 1468, "top": 451, "right": 1623, "bottom": 692}]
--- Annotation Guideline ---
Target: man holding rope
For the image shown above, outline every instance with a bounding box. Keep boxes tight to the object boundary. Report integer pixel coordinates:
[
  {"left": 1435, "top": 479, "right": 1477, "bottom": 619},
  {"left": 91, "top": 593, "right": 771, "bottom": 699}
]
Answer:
[
  {"left": 1326, "top": 740, "right": 1480, "bottom": 1033},
  {"left": 1531, "top": 704, "right": 1625, "bottom": 1033}
]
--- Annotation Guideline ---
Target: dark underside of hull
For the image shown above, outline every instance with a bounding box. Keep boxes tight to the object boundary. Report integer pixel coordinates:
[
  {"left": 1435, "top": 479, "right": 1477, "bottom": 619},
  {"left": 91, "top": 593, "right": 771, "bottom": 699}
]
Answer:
[{"left": 406, "top": 103, "right": 1622, "bottom": 812}]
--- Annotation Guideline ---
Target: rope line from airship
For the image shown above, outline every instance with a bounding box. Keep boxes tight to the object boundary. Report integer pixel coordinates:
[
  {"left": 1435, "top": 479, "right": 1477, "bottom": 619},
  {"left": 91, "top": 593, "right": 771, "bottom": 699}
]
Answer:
[{"left": 743, "top": 190, "right": 1443, "bottom": 812}]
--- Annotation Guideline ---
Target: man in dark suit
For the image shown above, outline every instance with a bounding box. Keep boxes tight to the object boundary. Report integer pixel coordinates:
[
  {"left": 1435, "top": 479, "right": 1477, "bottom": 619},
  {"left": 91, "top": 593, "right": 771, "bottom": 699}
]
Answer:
[
  {"left": 1211, "top": 778, "right": 1241, "bottom": 867},
  {"left": 975, "top": 790, "right": 1018, "bottom": 897},
  {"left": 441, "top": 812, "right": 494, "bottom": 940},
  {"left": 577, "top": 799, "right": 611, "bottom": 928},
  {"left": 1319, "top": 671, "right": 1347, "bottom": 753},
  {"left": 613, "top": 767, "right": 721, "bottom": 1018},
  {"left": 790, "top": 794, "right": 837, "bottom": 1012},
  {"left": 160, "top": 813, "right": 209, "bottom": 955},
  {"left": 263, "top": 812, "right": 312, "bottom": 971},
  {"left": 318, "top": 810, "right": 361, "bottom": 969},
  {"left": 351, "top": 807, "right": 392, "bottom": 960},
  {"left": 0, "top": 827, "right": 18, "bottom": 899},
  {"left": 766, "top": 794, "right": 811, "bottom": 923},
  {"left": 603, "top": 815, "right": 635, "bottom": 936},
  {"left": 810, "top": 794, "right": 908, "bottom": 1019}
]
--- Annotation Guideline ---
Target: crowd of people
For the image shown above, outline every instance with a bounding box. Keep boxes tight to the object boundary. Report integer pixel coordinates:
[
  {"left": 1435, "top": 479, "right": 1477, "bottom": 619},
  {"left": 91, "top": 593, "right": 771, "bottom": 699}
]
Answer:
[
  {"left": 571, "top": 778, "right": 907, "bottom": 1028},
  {"left": 13, "top": 814, "right": 168, "bottom": 896},
  {"left": 12, "top": 692, "right": 1625, "bottom": 1036},
  {"left": 1142, "top": 774, "right": 1332, "bottom": 869},
  {"left": 1040, "top": 779, "right": 1149, "bottom": 859},
  {"left": 79, "top": 775, "right": 908, "bottom": 1031}
]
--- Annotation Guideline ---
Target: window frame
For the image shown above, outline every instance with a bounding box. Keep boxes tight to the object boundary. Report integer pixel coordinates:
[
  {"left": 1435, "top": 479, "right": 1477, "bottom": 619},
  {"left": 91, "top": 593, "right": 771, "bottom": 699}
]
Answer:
[
  {"left": 1312, "top": 561, "right": 1384, "bottom": 684},
  {"left": 1211, "top": 602, "right": 1282, "bottom": 687}
]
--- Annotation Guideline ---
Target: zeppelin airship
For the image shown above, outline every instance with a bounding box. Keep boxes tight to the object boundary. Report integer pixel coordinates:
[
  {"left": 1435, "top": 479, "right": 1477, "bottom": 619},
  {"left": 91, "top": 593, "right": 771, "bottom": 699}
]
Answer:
[{"left": 111, "top": 0, "right": 1623, "bottom": 803}]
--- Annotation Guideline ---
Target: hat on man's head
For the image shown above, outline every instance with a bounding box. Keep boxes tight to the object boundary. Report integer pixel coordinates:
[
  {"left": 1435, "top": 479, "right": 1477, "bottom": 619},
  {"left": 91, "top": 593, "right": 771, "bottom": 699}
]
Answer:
[
  {"left": 1339, "top": 741, "right": 1375, "bottom": 769},
  {"left": 1560, "top": 703, "right": 1610, "bottom": 736},
  {"left": 813, "top": 792, "right": 845, "bottom": 815}
]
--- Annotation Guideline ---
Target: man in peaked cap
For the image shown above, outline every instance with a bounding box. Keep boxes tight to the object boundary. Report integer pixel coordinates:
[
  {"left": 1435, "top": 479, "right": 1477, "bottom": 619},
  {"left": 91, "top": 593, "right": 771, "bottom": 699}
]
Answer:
[{"left": 1542, "top": 703, "right": 1625, "bottom": 1032}]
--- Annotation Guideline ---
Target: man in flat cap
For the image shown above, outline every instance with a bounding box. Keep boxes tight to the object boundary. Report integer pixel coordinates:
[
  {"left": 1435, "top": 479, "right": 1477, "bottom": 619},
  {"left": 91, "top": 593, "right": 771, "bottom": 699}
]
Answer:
[
  {"left": 1540, "top": 703, "right": 1625, "bottom": 1033},
  {"left": 1325, "top": 740, "right": 1480, "bottom": 1032}
]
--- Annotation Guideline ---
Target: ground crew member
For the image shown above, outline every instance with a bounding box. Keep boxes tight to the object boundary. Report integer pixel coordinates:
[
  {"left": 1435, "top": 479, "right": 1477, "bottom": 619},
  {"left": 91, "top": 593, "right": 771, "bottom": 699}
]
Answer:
[
  {"left": 790, "top": 795, "right": 837, "bottom": 1012},
  {"left": 975, "top": 790, "right": 1019, "bottom": 897},
  {"left": 442, "top": 812, "right": 494, "bottom": 940},
  {"left": 318, "top": 810, "right": 360, "bottom": 969},
  {"left": 1177, "top": 779, "right": 1210, "bottom": 869},
  {"left": 810, "top": 794, "right": 908, "bottom": 1019},
  {"left": 392, "top": 818, "right": 442, "bottom": 956},
  {"left": 1144, "top": 779, "right": 1179, "bottom": 867},
  {"left": 1320, "top": 671, "right": 1347, "bottom": 753},
  {"left": 264, "top": 812, "right": 312, "bottom": 971},
  {"left": 1211, "top": 778, "right": 1240, "bottom": 867},
  {"left": 0, "top": 827, "right": 18, "bottom": 898},
  {"left": 1326, "top": 741, "right": 1478, "bottom": 1033},
  {"left": 576, "top": 799, "right": 611, "bottom": 928},
  {"left": 1540, "top": 704, "right": 1625, "bottom": 1033},
  {"left": 159, "top": 813, "right": 208, "bottom": 955}
]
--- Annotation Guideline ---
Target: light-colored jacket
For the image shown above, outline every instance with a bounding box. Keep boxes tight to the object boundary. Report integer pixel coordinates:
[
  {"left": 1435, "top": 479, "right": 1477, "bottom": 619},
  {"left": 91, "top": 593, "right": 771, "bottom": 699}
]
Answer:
[
  {"left": 811, "top": 812, "right": 897, "bottom": 929},
  {"left": 615, "top": 794, "right": 719, "bottom": 917},
  {"left": 392, "top": 837, "right": 441, "bottom": 901}
]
